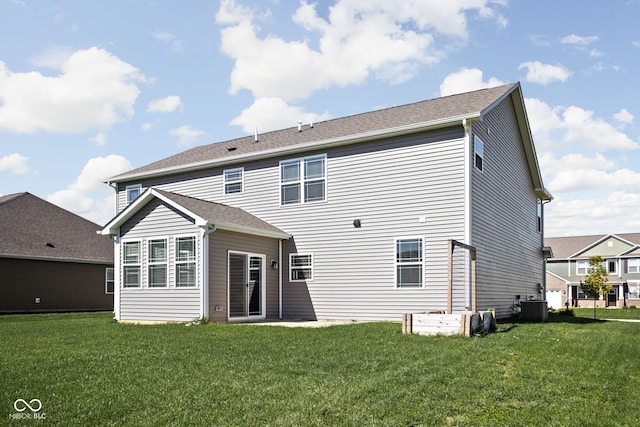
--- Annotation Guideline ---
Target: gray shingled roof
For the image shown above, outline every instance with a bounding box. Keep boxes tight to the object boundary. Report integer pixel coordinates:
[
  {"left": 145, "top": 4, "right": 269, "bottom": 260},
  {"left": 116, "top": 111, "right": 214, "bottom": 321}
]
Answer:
[
  {"left": 110, "top": 83, "right": 517, "bottom": 182},
  {"left": 0, "top": 192, "right": 114, "bottom": 263},
  {"left": 545, "top": 233, "right": 640, "bottom": 259},
  {"left": 153, "top": 189, "right": 290, "bottom": 238}
]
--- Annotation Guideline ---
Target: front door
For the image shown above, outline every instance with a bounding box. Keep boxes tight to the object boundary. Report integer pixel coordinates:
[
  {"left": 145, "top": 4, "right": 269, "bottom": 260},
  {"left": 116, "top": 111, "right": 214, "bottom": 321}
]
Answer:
[
  {"left": 228, "top": 252, "right": 265, "bottom": 319},
  {"left": 606, "top": 287, "right": 617, "bottom": 307}
]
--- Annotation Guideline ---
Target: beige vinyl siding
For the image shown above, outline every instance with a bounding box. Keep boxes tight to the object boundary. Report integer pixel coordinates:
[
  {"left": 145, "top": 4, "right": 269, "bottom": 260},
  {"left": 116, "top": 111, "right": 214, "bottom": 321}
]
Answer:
[
  {"left": 471, "top": 96, "right": 543, "bottom": 318},
  {"left": 207, "top": 229, "right": 280, "bottom": 322},
  {"left": 119, "top": 198, "right": 202, "bottom": 322},
  {"left": 116, "top": 127, "right": 467, "bottom": 321}
]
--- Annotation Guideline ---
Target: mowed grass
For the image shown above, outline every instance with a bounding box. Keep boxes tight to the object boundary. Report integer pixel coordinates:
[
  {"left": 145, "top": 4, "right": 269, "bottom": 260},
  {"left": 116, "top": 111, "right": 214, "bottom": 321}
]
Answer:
[
  {"left": 1, "top": 312, "right": 639, "bottom": 426},
  {"left": 572, "top": 306, "right": 640, "bottom": 320}
]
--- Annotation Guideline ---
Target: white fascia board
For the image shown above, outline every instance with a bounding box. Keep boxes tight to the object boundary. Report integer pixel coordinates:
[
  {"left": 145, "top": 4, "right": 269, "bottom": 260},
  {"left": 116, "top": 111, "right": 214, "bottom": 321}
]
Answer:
[
  {"left": 567, "top": 233, "right": 617, "bottom": 259},
  {"left": 107, "top": 116, "right": 476, "bottom": 184},
  {"left": 100, "top": 188, "right": 209, "bottom": 235},
  {"left": 215, "top": 223, "right": 291, "bottom": 240}
]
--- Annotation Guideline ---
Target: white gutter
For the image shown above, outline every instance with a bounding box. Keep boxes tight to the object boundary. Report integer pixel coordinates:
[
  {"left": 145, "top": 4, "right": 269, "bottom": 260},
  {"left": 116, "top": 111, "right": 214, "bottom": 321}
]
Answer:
[
  {"left": 279, "top": 239, "right": 283, "bottom": 320},
  {"left": 107, "top": 114, "right": 478, "bottom": 184},
  {"left": 200, "top": 224, "right": 217, "bottom": 320}
]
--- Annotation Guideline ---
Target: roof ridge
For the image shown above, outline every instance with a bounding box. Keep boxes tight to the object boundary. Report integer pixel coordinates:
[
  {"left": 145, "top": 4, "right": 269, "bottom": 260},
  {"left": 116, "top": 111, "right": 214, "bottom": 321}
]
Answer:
[{"left": 0, "top": 191, "right": 29, "bottom": 206}]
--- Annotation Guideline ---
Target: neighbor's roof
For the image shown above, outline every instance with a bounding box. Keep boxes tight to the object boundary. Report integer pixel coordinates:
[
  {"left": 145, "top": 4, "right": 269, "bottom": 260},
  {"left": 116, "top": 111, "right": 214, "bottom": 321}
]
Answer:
[
  {"left": 101, "top": 188, "right": 290, "bottom": 239},
  {"left": 110, "top": 83, "right": 518, "bottom": 181},
  {"left": 545, "top": 233, "right": 640, "bottom": 259},
  {"left": 0, "top": 192, "right": 114, "bottom": 264}
]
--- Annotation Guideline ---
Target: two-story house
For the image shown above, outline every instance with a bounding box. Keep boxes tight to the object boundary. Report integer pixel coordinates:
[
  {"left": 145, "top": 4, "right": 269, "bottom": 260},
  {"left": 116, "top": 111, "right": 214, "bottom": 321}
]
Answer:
[
  {"left": 545, "top": 233, "right": 640, "bottom": 309},
  {"left": 101, "top": 83, "right": 552, "bottom": 323}
]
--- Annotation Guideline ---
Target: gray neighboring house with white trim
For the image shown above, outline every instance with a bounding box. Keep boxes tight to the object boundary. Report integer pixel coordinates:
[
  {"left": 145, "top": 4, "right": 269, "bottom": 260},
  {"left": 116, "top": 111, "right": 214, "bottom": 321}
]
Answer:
[{"left": 101, "top": 83, "right": 552, "bottom": 322}]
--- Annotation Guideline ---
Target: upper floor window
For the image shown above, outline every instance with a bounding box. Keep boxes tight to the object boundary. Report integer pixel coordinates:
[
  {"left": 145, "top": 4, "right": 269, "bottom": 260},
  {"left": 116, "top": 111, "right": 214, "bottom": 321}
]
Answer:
[
  {"left": 607, "top": 259, "right": 617, "bottom": 274},
  {"left": 148, "top": 239, "right": 167, "bottom": 288},
  {"left": 126, "top": 184, "right": 142, "bottom": 204},
  {"left": 280, "top": 155, "right": 326, "bottom": 205},
  {"left": 122, "top": 241, "right": 141, "bottom": 288},
  {"left": 474, "top": 136, "right": 484, "bottom": 171},
  {"left": 629, "top": 258, "right": 640, "bottom": 274},
  {"left": 176, "top": 236, "right": 197, "bottom": 288},
  {"left": 576, "top": 259, "right": 589, "bottom": 276},
  {"left": 395, "top": 237, "right": 424, "bottom": 288},
  {"left": 224, "top": 168, "right": 244, "bottom": 194}
]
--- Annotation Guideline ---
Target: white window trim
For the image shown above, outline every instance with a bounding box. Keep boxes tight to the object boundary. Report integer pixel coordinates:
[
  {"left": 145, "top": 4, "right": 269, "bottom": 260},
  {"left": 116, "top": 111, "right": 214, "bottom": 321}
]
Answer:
[
  {"left": 576, "top": 259, "right": 589, "bottom": 276},
  {"left": 122, "top": 240, "right": 141, "bottom": 288},
  {"left": 126, "top": 184, "right": 142, "bottom": 205},
  {"left": 224, "top": 167, "right": 244, "bottom": 195},
  {"left": 474, "top": 136, "right": 484, "bottom": 172},
  {"left": 628, "top": 258, "right": 640, "bottom": 274},
  {"left": 289, "top": 253, "right": 314, "bottom": 282},
  {"left": 175, "top": 235, "right": 198, "bottom": 288},
  {"left": 148, "top": 238, "right": 168, "bottom": 288},
  {"left": 394, "top": 237, "right": 425, "bottom": 289},
  {"left": 105, "top": 267, "right": 114, "bottom": 294},
  {"left": 280, "top": 154, "right": 327, "bottom": 206}
]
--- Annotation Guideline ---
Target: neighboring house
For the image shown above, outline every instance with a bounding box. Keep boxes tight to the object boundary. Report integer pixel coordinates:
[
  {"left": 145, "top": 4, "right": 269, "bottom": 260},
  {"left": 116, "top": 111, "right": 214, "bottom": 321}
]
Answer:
[
  {"left": 545, "top": 233, "right": 640, "bottom": 309},
  {"left": 0, "top": 192, "right": 114, "bottom": 313},
  {"left": 101, "top": 83, "right": 552, "bottom": 322}
]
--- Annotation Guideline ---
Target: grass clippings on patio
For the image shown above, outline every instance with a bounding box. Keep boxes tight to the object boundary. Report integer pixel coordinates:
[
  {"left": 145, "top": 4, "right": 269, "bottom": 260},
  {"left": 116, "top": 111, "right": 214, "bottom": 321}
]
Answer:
[{"left": 1, "top": 311, "right": 639, "bottom": 426}]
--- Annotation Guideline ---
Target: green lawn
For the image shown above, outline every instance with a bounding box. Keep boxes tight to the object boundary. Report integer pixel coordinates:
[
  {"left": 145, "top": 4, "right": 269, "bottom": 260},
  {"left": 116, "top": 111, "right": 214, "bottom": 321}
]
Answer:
[
  {"left": 1, "top": 312, "right": 639, "bottom": 426},
  {"left": 571, "top": 306, "right": 640, "bottom": 320}
]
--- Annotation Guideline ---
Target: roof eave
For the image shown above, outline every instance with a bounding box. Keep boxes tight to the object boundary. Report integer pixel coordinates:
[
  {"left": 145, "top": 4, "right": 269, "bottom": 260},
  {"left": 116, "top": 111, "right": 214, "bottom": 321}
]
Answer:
[
  {"left": 215, "top": 223, "right": 291, "bottom": 240},
  {"left": 107, "top": 114, "right": 479, "bottom": 184}
]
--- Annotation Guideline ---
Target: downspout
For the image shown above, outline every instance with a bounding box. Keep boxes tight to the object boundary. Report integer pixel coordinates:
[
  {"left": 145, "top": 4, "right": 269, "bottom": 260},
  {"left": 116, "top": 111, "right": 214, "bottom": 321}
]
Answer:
[
  {"left": 279, "top": 239, "right": 283, "bottom": 320},
  {"left": 541, "top": 199, "right": 552, "bottom": 301},
  {"left": 462, "top": 117, "right": 480, "bottom": 310},
  {"left": 113, "top": 230, "right": 121, "bottom": 320},
  {"left": 200, "top": 224, "right": 217, "bottom": 320}
]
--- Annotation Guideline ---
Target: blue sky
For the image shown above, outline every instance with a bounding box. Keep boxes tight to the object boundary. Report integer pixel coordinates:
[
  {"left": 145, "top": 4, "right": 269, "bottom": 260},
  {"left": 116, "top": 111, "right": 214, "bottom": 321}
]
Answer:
[{"left": 1, "top": 0, "right": 638, "bottom": 237}]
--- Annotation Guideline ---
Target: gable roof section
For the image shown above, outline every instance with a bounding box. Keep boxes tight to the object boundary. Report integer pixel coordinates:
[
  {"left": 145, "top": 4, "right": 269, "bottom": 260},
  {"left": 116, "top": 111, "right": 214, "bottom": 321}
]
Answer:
[
  {"left": 0, "top": 192, "right": 113, "bottom": 264},
  {"left": 545, "top": 233, "right": 640, "bottom": 259},
  {"left": 107, "top": 83, "right": 549, "bottom": 200},
  {"left": 101, "top": 188, "right": 291, "bottom": 239}
]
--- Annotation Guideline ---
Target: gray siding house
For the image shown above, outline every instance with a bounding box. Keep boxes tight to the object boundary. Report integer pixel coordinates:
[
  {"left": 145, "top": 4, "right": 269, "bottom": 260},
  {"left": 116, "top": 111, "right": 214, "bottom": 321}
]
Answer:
[
  {"left": 545, "top": 233, "right": 640, "bottom": 309},
  {"left": 101, "top": 83, "right": 551, "bottom": 322},
  {"left": 1, "top": 192, "right": 114, "bottom": 313}
]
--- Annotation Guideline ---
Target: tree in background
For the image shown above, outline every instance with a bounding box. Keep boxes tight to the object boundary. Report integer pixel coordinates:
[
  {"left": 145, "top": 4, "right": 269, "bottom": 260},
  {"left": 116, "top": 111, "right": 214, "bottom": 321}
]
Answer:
[{"left": 580, "top": 256, "right": 612, "bottom": 319}]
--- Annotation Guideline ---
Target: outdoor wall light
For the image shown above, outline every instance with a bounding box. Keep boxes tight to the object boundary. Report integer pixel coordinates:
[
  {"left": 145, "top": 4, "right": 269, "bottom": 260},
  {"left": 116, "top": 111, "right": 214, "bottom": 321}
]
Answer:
[
  {"left": 271, "top": 260, "right": 279, "bottom": 270},
  {"left": 353, "top": 219, "right": 361, "bottom": 228}
]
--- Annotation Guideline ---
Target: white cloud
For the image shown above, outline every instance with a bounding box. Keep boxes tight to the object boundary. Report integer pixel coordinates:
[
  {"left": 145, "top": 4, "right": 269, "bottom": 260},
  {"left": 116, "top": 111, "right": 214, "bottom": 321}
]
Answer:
[
  {"left": 549, "top": 167, "right": 640, "bottom": 193},
  {"left": 0, "top": 152, "right": 29, "bottom": 174},
  {"left": 518, "top": 61, "right": 571, "bottom": 85},
  {"left": 151, "top": 31, "right": 184, "bottom": 52},
  {"left": 0, "top": 47, "right": 145, "bottom": 133},
  {"left": 47, "top": 155, "right": 133, "bottom": 224},
  {"left": 560, "top": 34, "right": 599, "bottom": 46},
  {"left": 525, "top": 98, "right": 638, "bottom": 152},
  {"left": 545, "top": 191, "right": 640, "bottom": 237},
  {"left": 562, "top": 106, "right": 639, "bottom": 151},
  {"left": 439, "top": 68, "right": 504, "bottom": 96},
  {"left": 90, "top": 132, "right": 107, "bottom": 146},
  {"left": 30, "top": 46, "right": 76, "bottom": 69},
  {"left": 613, "top": 108, "right": 634, "bottom": 125},
  {"left": 230, "top": 97, "right": 331, "bottom": 134},
  {"left": 216, "top": 0, "right": 506, "bottom": 102},
  {"left": 169, "top": 125, "right": 205, "bottom": 147},
  {"left": 147, "top": 95, "right": 183, "bottom": 113}
]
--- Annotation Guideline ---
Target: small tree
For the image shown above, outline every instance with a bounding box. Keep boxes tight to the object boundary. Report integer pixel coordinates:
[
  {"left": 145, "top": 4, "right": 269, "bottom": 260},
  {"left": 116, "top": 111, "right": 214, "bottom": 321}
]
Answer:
[{"left": 580, "top": 256, "right": 612, "bottom": 319}]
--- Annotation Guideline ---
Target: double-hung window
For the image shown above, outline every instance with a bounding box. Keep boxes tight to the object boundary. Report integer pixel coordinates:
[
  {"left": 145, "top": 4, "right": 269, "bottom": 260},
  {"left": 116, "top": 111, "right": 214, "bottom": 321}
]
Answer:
[
  {"left": 126, "top": 184, "right": 142, "bottom": 204},
  {"left": 474, "top": 136, "right": 484, "bottom": 171},
  {"left": 224, "top": 168, "right": 244, "bottom": 194},
  {"left": 576, "top": 259, "right": 589, "bottom": 275},
  {"left": 290, "top": 254, "right": 313, "bottom": 281},
  {"left": 122, "top": 241, "right": 141, "bottom": 288},
  {"left": 105, "top": 268, "right": 114, "bottom": 294},
  {"left": 176, "top": 236, "right": 197, "bottom": 287},
  {"left": 629, "top": 258, "right": 640, "bottom": 274},
  {"left": 395, "top": 238, "right": 424, "bottom": 288},
  {"left": 148, "top": 239, "right": 167, "bottom": 288},
  {"left": 280, "top": 155, "right": 326, "bottom": 205}
]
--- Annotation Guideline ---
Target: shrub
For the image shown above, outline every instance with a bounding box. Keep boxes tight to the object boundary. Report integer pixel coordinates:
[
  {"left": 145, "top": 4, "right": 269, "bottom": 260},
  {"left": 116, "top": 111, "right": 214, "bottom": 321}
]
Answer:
[{"left": 555, "top": 308, "right": 574, "bottom": 316}]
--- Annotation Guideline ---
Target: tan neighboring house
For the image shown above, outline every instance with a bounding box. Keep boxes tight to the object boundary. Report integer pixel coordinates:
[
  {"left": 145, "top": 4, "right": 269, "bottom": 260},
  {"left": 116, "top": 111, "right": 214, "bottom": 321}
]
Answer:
[
  {"left": 545, "top": 233, "right": 640, "bottom": 309},
  {"left": 0, "top": 192, "right": 114, "bottom": 313}
]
